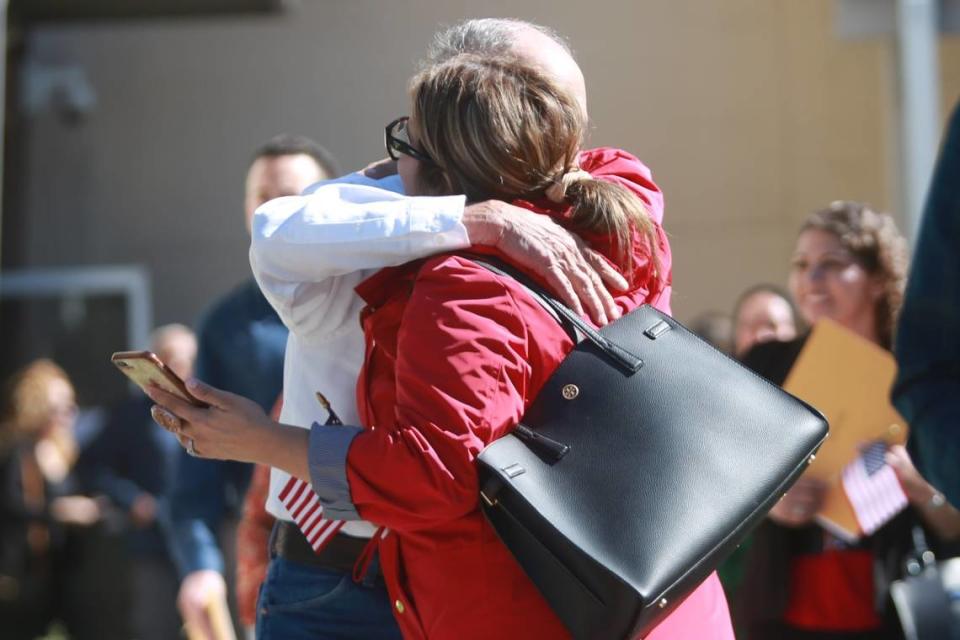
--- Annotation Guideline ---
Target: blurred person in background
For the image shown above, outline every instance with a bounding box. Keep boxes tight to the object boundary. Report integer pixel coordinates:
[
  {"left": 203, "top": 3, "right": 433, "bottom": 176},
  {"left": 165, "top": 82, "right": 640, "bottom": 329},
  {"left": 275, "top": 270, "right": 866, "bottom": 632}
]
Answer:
[
  {"left": 0, "top": 360, "right": 104, "bottom": 640},
  {"left": 235, "top": 462, "right": 275, "bottom": 639},
  {"left": 80, "top": 323, "right": 197, "bottom": 640},
  {"left": 732, "top": 284, "right": 799, "bottom": 358},
  {"left": 718, "top": 285, "right": 797, "bottom": 630},
  {"left": 687, "top": 309, "right": 734, "bottom": 354},
  {"left": 736, "top": 201, "right": 960, "bottom": 640},
  {"left": 235, "top": 398, "right": 283, "bottom": 640},
  {"left": 167, "top": 134, "right": 338, "bottom": 639},
  {"left": 893, "top": 101, "right": 960, "bottom": 507}
]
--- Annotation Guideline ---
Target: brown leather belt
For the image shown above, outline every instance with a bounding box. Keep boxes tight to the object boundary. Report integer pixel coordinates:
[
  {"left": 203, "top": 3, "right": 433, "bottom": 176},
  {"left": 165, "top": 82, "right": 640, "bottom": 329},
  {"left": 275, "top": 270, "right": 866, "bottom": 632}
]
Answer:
[{"left": 270, "top": 520, "right": 376, "bottom": 576}]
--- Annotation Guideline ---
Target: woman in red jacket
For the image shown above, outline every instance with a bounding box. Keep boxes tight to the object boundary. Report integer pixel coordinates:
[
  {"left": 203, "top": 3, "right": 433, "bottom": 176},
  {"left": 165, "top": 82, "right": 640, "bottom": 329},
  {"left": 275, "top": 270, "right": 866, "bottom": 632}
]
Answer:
[{"left": 149, "top": 53, "right": 733, "bottom": 639}]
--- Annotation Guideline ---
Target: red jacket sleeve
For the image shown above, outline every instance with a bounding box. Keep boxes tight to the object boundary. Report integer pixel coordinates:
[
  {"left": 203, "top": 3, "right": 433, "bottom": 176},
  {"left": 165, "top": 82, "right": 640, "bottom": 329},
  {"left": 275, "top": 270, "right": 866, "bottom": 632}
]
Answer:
[{"left": 344, "top": 257, "right": 551, "bottom": 533}]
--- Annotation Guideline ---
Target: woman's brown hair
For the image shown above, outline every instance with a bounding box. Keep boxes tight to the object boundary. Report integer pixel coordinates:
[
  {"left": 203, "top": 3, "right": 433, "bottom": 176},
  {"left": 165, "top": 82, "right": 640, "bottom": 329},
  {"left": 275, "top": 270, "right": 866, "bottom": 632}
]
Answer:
[
  {"left": 801, "top": 201, "right": 909, "bottom": 349},
  {"left": 409, "top": 54, "right": 657, "bottom": 280},
  {"left": 0, "top": 359, "right": 76, "bottom": 457}
]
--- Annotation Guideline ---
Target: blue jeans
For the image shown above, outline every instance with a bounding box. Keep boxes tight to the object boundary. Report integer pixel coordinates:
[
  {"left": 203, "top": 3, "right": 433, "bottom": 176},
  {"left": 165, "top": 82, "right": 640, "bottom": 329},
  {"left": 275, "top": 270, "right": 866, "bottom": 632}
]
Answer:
[{"left": 255, "top": 556, "right": 401, "bottom": 640}]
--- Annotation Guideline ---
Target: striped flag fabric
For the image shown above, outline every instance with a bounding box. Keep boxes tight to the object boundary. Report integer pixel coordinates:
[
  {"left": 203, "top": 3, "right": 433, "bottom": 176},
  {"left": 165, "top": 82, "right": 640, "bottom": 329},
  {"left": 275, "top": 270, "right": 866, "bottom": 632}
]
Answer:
[
  {"left": 277, "top": 394, "right": 347, "bottom": 554},
  {"left": 279, "top": 393, "right": 390, "bottom": 560},
  {"left": 279, "top": 475, "right": 345, "bottom": 552},
  {"left": 841, "top": 441, "right": 908, "bottom": 536}
]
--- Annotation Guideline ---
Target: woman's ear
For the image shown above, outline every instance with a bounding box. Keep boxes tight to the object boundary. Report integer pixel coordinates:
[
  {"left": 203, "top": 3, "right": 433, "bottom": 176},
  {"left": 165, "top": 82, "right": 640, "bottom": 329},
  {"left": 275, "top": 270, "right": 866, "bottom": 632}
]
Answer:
[
  {"left": 442, "top": 171, "right": 456, "bottom": 196},
  {"left": 868, "top": 273, "right": 886, "bottom": 302},
  {"left": 420, "top": 166, "right": 455, "bottom": 197}
]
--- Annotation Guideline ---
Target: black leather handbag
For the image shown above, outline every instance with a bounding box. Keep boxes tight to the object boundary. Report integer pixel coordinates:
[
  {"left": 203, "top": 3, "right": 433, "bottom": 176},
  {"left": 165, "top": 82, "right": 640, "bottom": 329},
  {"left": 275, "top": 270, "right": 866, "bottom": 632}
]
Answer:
[
  {"left": 475, "top": 260, "right": 829, "bottom": 640},
  {"left": 890, "top": 527, "right": 960, "bottom": 640}
]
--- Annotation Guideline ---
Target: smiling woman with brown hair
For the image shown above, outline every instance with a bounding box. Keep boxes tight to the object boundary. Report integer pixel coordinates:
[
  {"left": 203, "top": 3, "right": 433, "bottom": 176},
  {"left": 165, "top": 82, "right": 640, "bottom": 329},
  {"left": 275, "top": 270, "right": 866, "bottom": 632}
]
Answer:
[
  {"left": 789, "top": 202, "right": 908, "bottom": 351},
  {"left": 736, "top": 201, "right": 960, "bottom": 640}
]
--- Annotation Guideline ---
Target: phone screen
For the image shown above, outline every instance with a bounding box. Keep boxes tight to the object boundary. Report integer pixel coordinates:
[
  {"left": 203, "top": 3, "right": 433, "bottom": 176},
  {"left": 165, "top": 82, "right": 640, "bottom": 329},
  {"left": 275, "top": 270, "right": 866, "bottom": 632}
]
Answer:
[{"left": 111, "top": 351, "right": 207, "bottom": 407}]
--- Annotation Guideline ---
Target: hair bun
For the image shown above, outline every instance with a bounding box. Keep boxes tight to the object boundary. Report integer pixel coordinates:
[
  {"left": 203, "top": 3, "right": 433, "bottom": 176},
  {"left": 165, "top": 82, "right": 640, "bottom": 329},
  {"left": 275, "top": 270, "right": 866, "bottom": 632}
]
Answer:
[{"left": 546, "top": 168, "right": 592, "bottom": 203}]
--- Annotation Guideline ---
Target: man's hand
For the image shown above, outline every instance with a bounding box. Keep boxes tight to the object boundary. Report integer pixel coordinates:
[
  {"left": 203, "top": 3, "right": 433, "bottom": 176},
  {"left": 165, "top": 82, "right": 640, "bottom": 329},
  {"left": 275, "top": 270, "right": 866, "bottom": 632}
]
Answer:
[
  {"left": 50, "top": 495, "right": 102, "bottom": 526},
  {"left": 129, "top": 492, "right": 157, "bottom": 528},
  {"left": 463, "top": 200, "right": 628, "bottom": 326},
  {"left": 178, "top": 569, "right": 227, "bottom": 640},
  {"left": 885, "top": 444, "right": 938, "bottom": 505},
  {"left": 362, "top": 158, "right": 398, "bottom": 180}
]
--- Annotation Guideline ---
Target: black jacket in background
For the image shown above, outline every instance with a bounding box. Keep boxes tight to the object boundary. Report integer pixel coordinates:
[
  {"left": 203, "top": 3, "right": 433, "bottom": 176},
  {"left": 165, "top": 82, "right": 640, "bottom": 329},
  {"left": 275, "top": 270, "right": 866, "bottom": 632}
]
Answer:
[{"left": 736, "top": 336, "right": 914, "bottom": 640}]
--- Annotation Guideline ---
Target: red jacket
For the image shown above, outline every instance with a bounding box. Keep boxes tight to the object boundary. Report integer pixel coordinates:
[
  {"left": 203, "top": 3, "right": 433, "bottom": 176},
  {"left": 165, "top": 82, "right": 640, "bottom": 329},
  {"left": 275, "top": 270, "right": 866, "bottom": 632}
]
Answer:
[{"left": 347, "top": 149, "right": 731, "bottom": 639}]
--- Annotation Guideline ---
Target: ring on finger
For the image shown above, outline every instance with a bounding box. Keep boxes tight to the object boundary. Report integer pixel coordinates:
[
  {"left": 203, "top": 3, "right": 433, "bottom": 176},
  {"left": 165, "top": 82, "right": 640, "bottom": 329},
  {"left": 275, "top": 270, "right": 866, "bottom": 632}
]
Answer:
[{"left": 186, "top": 438, "right": 198, "bottom": 457}]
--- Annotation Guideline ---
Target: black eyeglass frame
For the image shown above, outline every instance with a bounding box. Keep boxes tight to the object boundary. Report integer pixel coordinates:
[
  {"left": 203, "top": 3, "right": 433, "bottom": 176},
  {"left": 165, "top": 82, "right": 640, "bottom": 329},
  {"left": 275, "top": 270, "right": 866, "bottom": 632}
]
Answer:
[{"left": 384, "top": 116, "right": 435, "bottom": 166}]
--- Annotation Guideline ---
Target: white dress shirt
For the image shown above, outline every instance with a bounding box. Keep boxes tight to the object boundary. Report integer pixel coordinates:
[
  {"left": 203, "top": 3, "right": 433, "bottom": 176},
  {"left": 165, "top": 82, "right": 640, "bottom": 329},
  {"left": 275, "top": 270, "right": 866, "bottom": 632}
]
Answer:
[{"left": 250, "top": 172, "right": 468, "bottom": 537}]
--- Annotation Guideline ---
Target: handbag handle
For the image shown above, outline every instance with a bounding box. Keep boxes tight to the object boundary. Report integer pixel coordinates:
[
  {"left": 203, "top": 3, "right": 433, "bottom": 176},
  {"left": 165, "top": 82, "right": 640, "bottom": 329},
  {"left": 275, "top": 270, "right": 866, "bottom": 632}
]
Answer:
[
  {"left": 470, "top": 257, "right": 644, "bottom": 374},
  {"left": 905, "top": 525, "right": 937, "bottom": 576}
]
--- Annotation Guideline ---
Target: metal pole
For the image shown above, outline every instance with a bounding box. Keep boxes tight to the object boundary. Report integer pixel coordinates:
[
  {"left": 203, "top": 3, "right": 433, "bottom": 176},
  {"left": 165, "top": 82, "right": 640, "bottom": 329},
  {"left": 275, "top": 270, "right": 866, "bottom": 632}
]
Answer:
[{"left": 896, "top": 0, "right": 941, "bottom": 243}]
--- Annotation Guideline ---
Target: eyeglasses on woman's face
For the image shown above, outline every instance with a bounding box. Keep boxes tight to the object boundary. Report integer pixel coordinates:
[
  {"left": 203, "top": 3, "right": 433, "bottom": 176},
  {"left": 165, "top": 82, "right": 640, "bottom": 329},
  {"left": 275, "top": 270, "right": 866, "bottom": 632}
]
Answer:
[{"left": 385, "top": 116, "right": 435, "bottom": 166}]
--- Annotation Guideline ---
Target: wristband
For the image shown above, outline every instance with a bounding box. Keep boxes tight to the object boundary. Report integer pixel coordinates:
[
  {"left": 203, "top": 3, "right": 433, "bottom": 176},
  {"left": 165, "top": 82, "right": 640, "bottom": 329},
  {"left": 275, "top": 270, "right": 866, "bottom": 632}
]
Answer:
[{"left": 927, "top": 491, "right": 946, "bottom": 509}]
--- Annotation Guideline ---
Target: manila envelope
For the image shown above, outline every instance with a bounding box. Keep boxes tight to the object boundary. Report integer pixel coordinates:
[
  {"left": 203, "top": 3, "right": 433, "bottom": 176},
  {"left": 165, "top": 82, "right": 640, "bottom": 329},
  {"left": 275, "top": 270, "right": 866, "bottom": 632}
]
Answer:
[{"left": 782, "top": 318, "right": 908, "bottom": 541}]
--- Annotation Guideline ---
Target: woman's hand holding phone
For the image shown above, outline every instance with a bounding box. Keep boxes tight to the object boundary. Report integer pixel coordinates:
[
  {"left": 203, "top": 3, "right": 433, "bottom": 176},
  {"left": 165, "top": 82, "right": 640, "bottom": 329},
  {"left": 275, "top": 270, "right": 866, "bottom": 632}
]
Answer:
[
  {"left": 144, "top": 379, "right": 268, "bottom": 461},
  {"left": 144, "top": 379, "right": 311, "bottom": 483},
  {"left": 115, "top": 346, "right": 315, "bottom": 484},
  {"left": 111, "top": 351, "right": 207, "bottom": 407}
]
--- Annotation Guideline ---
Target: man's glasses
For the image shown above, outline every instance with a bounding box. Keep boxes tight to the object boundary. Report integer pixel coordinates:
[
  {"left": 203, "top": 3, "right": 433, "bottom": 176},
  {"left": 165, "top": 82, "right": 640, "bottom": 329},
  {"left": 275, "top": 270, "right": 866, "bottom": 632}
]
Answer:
[{"left": 385, "top": 116, "right": 435, "bottom": 166}]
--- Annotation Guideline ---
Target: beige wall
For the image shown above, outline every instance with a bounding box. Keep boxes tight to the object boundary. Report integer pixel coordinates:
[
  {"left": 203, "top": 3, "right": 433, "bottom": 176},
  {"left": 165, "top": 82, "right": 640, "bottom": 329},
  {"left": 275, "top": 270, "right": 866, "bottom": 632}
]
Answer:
[
  {"left": 583, "top": 1, "right": 898, "bottom": 316},
  {"left": 14, "top": 0, "right": 960, "bottom": 330}
]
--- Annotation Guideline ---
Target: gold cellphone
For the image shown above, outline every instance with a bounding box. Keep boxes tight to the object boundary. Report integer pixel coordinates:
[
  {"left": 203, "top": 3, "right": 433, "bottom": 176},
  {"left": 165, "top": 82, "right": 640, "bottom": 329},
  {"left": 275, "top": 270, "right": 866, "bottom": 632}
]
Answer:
[{"left": 110, "top": 350, "right": 208, "bottom": 408}]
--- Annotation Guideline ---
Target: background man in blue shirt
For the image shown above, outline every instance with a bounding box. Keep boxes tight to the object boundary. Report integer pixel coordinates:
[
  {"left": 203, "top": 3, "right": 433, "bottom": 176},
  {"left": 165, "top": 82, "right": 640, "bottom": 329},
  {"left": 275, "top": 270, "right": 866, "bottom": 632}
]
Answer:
[{"left": 167, "top": 135, "right": 339, "bottom": 638}]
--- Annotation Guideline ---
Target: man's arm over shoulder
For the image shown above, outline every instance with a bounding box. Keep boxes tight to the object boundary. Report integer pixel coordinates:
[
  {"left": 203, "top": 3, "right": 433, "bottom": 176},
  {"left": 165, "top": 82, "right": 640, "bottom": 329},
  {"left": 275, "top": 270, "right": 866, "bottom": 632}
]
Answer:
[
  {"left": 250, "top": 175, "right": 469, "bottom": 341},
  {"left": 251, "top": 178, "right": 469, "bottom": 279}
]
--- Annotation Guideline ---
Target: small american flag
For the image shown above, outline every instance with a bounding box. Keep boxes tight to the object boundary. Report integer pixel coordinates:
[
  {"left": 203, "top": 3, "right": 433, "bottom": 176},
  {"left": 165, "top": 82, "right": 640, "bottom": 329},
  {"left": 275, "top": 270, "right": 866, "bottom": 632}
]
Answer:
[
  {"left": 280, "top": 392, "right": 389, "bottom": 559},
  {"left": 279, "top": 475, "right": 345, "bottom": 552},
  {"left": 841, "top": 441, "right": 908, "bottom": 536},
  {"left": 278, "top": 391, "right": 346, "bottom": 554}
]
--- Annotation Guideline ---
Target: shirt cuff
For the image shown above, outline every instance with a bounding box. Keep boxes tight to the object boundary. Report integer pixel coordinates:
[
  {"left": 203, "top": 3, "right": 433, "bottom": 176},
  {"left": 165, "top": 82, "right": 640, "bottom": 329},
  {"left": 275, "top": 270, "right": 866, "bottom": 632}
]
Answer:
[
  {"left": 407, "top": 195, "right": 470, "bottom": 248},
  {"left": 166, "top": 519, "right": 225, "bottom": 578},
  {"left": 97, "top": 475, "right": 143, "bottom": 511},
  {"left": 308, "top": 422, "right": 363, "bottom": 520}
]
